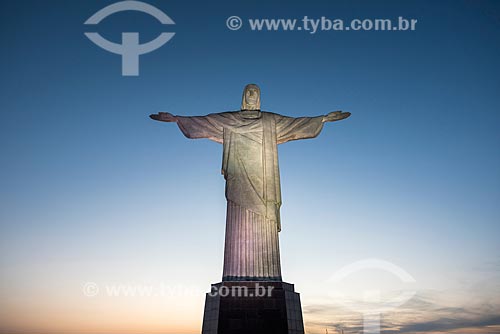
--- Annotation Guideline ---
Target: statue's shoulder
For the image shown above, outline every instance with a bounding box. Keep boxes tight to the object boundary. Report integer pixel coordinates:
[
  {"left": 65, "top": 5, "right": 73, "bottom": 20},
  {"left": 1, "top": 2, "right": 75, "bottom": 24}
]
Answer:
[
  {"left": 261, "top": 111, "right": 285, "bottom": 119},
  {"left": 218, "top": 110, "right": 240, "bottom": 116},
  {"left": 208, "top": 111, "right": 283, "bottom": 121},
  {"left": 203, "top": 111, "right": 239, "bottom": 118}
]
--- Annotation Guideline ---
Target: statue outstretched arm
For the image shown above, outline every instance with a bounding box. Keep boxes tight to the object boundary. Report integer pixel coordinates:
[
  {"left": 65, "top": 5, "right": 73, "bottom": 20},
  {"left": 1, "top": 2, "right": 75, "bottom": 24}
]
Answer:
[
  {"left": 275, "top": 110, "right": 350, "bottom": 144},
  {"left": 322, "top": 111, "right": 351, "bottom": 122},
  {"left": 275, "top": 114, "right": 324, "bottom": 144},
  {"left": 150, "top": 112, "right": 177, "bottom": 122},
  {"left": 150, "top": 112, "right": 224, "bottom": 144}
]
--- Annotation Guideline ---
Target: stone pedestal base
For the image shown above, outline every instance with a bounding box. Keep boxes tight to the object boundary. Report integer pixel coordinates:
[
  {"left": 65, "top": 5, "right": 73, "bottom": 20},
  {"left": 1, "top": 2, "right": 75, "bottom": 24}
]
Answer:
[{"left": 201, "top": 281, "right": 304, "bottom": 334}]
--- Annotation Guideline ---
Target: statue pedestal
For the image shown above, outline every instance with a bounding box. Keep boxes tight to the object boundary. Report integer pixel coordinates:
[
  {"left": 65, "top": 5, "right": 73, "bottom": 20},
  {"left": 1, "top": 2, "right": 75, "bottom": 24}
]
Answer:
[{"left": 201, "top": 281, "right": 305, "bottom": 334}]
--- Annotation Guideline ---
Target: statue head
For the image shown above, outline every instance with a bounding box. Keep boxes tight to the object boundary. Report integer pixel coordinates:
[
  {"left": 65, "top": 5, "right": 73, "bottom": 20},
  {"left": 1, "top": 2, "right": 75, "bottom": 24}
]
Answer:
[{"left": 241, "top": 84, "right": 261, "bottom": 111}]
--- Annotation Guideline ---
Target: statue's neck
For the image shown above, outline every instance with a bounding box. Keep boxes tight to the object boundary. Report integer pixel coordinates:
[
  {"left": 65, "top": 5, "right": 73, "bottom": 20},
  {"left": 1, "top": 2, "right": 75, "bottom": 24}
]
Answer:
[{"left": 240, "top": 110, "right": 262, "bottom": 119}]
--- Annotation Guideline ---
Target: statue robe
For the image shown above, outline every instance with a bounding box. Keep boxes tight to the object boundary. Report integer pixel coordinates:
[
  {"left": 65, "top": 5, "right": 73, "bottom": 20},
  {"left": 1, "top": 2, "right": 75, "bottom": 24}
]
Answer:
[{"left": 176, "top": 111, "right": 324, "bottom": 280}]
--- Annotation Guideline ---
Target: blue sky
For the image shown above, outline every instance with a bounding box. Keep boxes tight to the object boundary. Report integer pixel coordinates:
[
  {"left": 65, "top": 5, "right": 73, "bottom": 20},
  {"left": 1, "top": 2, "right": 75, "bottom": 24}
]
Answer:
[{"left": 1, "top": 0, "right": 499, "bottom": 333}]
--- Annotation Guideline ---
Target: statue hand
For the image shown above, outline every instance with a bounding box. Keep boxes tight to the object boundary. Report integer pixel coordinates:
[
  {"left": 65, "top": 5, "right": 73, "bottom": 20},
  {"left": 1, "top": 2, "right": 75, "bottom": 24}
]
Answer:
[
  {"left": 150, "top": 112, "right": 177, "bottom": 122},
  {"left": 323, "top": 111, "right": 351, "bottom": 122}
]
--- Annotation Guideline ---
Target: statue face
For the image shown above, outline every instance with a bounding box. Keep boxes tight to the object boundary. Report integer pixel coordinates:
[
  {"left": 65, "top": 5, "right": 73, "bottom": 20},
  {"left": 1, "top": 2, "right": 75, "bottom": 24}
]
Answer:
[
  {"left": 245, "top": 87, "right": 259, "bottom": 105},
  {"left": 241, "top": 84, "right": 261, "bottom": 111}
]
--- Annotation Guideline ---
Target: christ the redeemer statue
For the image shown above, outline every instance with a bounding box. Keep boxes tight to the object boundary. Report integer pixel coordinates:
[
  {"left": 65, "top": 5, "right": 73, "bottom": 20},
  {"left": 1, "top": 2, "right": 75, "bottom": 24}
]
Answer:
[{"left": 150, "top": 84, "right": 350, "bottom": 282}]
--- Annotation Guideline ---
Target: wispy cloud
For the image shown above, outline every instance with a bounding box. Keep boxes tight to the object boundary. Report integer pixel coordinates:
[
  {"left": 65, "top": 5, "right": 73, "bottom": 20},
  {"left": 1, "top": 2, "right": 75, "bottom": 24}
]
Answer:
[
  {"left": 304, "top": 286, "right": 500, "bottom": 334},
  {"left": 386, "top": 314, "right": 500, "bottom": 333}
]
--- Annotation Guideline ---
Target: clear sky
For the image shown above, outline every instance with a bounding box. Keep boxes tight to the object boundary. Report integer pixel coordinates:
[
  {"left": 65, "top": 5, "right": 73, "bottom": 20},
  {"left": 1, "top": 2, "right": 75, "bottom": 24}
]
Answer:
[{"left": 1, "top": 0, "right": 499, "bottom": 333}]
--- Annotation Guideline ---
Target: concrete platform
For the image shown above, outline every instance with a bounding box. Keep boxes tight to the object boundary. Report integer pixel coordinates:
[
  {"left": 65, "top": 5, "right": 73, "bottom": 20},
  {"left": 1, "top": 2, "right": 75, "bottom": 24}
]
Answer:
[{"left": 201, "top": 281, "right": 304, "bottom": 334}]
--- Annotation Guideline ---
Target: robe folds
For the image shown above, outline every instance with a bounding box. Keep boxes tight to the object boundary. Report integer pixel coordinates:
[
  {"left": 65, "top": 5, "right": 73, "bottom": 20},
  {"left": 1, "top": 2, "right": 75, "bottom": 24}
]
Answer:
[{"left": 176, "top": 111, "right": 324, "bottom": 280}]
